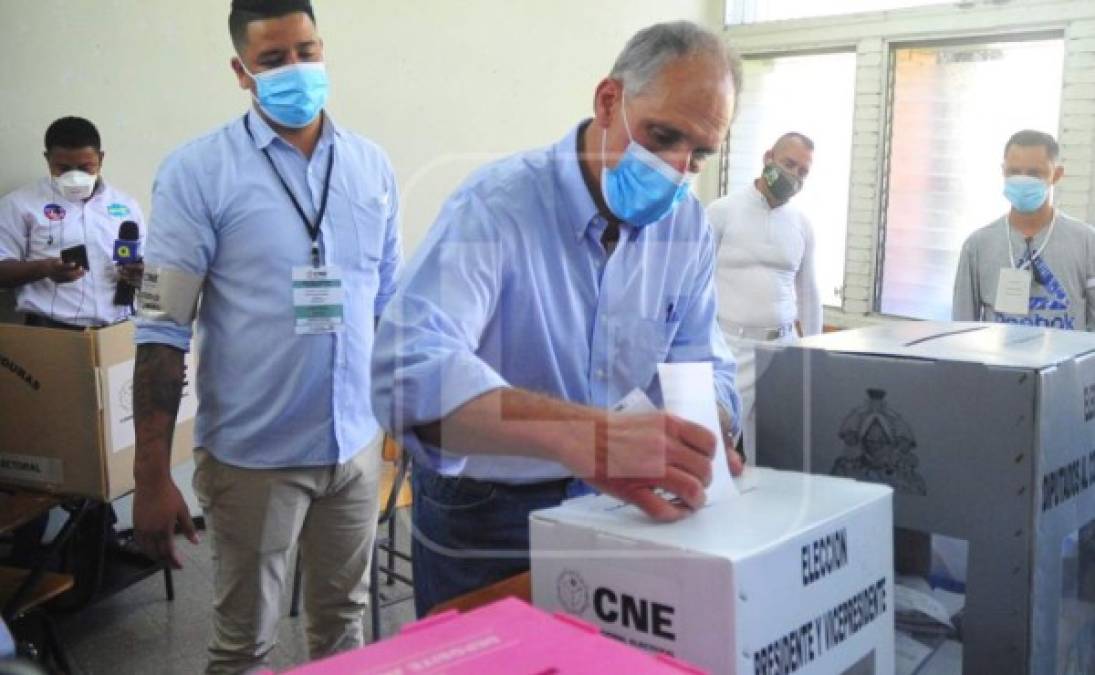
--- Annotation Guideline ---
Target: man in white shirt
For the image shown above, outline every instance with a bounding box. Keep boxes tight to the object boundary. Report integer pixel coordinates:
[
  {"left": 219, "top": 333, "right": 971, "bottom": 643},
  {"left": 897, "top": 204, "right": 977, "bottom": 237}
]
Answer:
[
  {"left": 0, "top": 116, "right": 144, "bottom": 329},
  {"left": 706, "top": 132, "right": 821, "bottom": 463}
]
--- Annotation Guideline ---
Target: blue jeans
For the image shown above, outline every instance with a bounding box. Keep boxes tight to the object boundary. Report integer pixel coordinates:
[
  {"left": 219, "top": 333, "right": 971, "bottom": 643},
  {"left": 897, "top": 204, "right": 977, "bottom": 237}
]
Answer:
[{"left": 411, "top": 466, "right": 593, "bottom": 617}]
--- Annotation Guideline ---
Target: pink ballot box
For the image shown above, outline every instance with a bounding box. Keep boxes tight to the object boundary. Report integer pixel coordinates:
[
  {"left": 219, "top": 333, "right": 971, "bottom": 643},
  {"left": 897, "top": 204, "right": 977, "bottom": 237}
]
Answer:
[{"left": 278, "top": 597, "right": 705, "bottom": 674}]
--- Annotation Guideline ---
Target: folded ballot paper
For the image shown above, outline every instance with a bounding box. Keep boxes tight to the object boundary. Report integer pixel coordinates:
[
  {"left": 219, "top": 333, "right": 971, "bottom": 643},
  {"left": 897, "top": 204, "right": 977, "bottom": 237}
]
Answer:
[
  {"left": 612, "top": 362, "right": 737, "bottom": 502},
  {"left": 657, "top": 362, "right": 738, "bottom": 500}
]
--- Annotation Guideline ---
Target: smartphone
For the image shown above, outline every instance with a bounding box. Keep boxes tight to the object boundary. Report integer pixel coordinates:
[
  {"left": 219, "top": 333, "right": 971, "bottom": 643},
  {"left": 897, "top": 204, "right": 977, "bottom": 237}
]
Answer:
[{"left": 60, "top": 244, "right": 90, "bottom": 271}]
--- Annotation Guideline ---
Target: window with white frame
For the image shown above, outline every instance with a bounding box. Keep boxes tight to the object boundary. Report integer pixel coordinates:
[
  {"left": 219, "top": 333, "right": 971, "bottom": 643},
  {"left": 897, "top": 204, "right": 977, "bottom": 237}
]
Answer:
[
  {"left": 723, "top": 52, "right": 857, "bottom": 307},
  {"left": 726, "top": 0, "right": 954, "bottom": 25},
  {"left": 877, "top": 37, "right": 1065, "bottom": 320}
]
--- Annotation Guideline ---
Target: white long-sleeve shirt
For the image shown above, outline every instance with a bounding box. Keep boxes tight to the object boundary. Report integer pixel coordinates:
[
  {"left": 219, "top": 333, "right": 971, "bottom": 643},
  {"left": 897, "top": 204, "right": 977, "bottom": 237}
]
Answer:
[{"left": 707, "top": 183, "right": 822, "bottom": 336}]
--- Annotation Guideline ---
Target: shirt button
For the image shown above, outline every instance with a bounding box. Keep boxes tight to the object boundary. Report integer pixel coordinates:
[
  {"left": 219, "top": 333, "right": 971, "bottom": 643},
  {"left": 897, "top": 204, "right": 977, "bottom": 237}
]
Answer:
[{"left": 596, "top": 369, "right": 606, "bottom": 379}]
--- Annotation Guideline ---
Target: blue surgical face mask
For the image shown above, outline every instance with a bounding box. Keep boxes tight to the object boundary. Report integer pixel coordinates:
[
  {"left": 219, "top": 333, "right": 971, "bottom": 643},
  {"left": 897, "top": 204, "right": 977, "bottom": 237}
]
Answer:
[
  {"left": 243, "top": 61, "right": 329, "bottom": 129},
  {"left": 601, "top": 95, "right": 697, "bottom": 228},
  {"left": 1004, "top": 175, "right": 1050, "bottom": 213}
]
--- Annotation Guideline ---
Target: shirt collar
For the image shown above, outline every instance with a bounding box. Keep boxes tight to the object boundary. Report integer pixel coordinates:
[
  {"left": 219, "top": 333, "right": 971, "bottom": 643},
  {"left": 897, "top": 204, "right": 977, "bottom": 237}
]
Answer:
[
  {"left": 244, "top": 107, "right": 340, "bottom": 152},
  {"left": 555, "top": 120, "right": 603, "bottom": 240}
]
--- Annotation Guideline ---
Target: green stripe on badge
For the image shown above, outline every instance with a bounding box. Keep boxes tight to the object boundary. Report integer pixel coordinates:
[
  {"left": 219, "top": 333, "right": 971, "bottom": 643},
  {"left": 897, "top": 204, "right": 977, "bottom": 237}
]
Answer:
[
  {"left": 295, "top": 306, "right": 343, "bottom": 319},
  {"left": 293, "top": 280, "right": 342, "bottom": 288}
]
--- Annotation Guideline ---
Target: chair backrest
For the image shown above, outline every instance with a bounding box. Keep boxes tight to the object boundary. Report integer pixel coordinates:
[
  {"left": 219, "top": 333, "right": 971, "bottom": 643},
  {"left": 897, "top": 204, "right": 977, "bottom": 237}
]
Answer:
[
  {"left": 378, "top": 436, "right": 410, "bottom": 524},
  {"left": 381, "top": 436, "right": 402, "bottom": 463},
  {"left": 0, "top": 567, "right": 75, "bottom": 620}
]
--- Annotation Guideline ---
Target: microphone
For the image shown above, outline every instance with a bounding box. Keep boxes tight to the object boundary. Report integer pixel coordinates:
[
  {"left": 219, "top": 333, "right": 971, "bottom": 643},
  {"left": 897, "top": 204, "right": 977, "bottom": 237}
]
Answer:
[
  {"left": 113, "top": 220, "right": 141, "bottom": 264},
  {"left": 113, "top": 220, "right": 141, "bottom": 307}
]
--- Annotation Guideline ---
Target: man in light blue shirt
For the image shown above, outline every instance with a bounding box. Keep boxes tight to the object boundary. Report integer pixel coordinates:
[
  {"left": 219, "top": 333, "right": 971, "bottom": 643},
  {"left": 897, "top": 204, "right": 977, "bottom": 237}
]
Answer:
[
  {"left": 371, "top": 21, "right": 742, "bottom": 616},
  {"left": 131, "top": 1, "right": 400, "bottom": 672}
]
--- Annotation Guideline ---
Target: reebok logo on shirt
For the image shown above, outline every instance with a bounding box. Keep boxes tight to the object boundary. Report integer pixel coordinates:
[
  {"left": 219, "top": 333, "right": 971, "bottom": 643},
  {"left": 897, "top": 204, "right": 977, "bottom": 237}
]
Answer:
[{"left": 995, "top": 252, "right": 1075, "bottom": 329}]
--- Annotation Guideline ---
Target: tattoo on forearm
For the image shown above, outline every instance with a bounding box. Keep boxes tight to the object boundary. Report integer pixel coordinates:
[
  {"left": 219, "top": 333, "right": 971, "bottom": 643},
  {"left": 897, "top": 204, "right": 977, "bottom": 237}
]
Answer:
[{"left": 134, "top": 344, "right": 186, "bottom": 451}]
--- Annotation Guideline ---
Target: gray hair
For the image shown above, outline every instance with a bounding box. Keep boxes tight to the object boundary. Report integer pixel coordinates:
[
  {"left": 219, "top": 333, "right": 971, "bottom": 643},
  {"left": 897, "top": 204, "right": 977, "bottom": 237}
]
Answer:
[{"left": 609, "top": 21, "right": 742, "bottom": 97}]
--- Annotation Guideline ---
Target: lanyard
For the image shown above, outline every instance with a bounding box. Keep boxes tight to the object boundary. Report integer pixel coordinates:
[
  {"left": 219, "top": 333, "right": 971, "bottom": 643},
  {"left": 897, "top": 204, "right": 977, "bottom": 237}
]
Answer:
[
  {"left": 1005, "top": 212, "right": 1056, "bottom": 270},
  {"left": 243, "top": 114, "right": 335, "bottom": 267}
]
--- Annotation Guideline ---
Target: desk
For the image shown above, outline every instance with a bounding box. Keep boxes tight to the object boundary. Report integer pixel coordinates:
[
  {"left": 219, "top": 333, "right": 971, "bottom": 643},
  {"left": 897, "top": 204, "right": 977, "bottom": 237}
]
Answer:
[
  {"left": 428, "top": 571, "right": 532, "bottom": 616},
  {"left": 0, "top": 492, "right": 62, "bottom": 535},
  {"left": 0, "top": 488, "right": 83, "bottom": 621}
]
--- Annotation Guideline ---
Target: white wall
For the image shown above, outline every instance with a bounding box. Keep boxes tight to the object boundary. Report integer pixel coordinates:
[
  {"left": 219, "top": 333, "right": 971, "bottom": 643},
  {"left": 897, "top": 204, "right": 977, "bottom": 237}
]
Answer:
[{"left": 0, "top": 0, "right": 723, "bottom": 255}]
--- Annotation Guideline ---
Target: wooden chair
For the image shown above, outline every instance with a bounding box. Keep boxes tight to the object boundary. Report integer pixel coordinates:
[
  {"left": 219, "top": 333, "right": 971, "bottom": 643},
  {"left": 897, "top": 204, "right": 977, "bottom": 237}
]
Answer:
[
  {"left": 0, "top": 489, "right": 84, "bottom": 672},
  {"left": 289, "top": 437, "right": 413, "bottom": 642},
  {"left": 0, "top": 566, "right": 75, "bottom": 671},
  {"left": 368, "top": 438, "right": 413, "bottom": 639}
]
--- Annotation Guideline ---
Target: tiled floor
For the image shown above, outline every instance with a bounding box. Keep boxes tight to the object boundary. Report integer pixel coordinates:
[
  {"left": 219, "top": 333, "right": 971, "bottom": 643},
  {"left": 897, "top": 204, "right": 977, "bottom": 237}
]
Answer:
[{"left": 52, "top": 510, "right": 418, "bottom": 675}]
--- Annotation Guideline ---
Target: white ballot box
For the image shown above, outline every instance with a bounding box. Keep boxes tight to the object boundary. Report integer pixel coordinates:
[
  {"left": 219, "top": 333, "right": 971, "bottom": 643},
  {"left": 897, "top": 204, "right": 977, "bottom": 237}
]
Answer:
[
  {"left": 755, "top": 321, "right": 1095, "bottom": 674},
  {"left": 531, "top": 467, "right": 894, "bottom": 674}
]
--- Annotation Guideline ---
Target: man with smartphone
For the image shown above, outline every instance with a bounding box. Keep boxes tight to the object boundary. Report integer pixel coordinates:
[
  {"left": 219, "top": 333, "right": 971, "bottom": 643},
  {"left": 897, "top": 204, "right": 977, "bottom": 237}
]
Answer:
[{"left": 0, "top": 116, "right": 145, "bottom": 330}]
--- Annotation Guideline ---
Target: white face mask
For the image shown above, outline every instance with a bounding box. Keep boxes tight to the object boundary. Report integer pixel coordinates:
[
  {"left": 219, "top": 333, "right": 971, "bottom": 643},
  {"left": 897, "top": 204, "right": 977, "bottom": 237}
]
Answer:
[{"left": 53, "top": 170, "right": 97, "bottom": 202}]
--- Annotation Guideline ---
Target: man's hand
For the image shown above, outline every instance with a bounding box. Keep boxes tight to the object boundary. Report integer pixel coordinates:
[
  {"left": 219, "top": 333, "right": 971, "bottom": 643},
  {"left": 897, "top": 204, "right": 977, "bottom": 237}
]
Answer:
[
  {"left": 118, "top": 261, "right": 144, "bottom": 286},
  {"left": 417, "top": 389, "right": 741, "bottom": 524},
  {"left": 569, "top": 412, "right": 719, "bottom": 522},
  {"left": 133, "top": 476, "right": 198, "bottom": 569},
  {"left": 41, "top": 258, "right": 84, "bottom": 284}
]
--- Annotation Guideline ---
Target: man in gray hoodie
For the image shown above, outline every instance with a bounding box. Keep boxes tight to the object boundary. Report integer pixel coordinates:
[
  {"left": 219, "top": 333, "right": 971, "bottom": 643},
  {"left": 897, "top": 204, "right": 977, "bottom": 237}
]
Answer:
[{"left": 953, "top": 129, "right": 1095, "bottom": 331}]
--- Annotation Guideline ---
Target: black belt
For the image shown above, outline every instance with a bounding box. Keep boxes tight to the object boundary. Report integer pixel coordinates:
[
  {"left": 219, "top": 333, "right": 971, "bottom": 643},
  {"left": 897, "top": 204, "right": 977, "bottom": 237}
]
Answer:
[{"left": 425, "top": 469, "right": 577, "bottom": 495}]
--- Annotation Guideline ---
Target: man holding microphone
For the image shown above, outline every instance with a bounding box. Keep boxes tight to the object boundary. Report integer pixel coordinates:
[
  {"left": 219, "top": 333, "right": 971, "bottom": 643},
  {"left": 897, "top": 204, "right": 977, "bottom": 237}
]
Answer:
[{"left": 0, "top": 116, "right": 144, "bottom": 330}]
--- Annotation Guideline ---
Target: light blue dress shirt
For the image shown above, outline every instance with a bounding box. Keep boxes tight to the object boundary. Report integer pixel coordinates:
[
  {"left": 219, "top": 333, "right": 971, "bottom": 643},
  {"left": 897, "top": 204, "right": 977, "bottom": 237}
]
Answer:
[
  {"left": 371, "top": 121, "right": 738, "bottom": 484},
  {"left": 136, "top": 109, "right": 401, "bottom": 468}
]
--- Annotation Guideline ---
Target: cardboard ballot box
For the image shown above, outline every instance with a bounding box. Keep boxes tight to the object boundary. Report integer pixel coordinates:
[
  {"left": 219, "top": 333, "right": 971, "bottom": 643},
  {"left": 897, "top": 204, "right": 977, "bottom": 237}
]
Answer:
[
  {"left": 531, "top": 467, "right": 895, "bottom": 674},
  {"left": 277, "top": 597, "right": 704, "bottom": 674},
  {"left": 0, "top": 321, "right": 196, "bottom": 500},
  {"left": 755, "top": 321, "right": 1095, "bottom": 675}
]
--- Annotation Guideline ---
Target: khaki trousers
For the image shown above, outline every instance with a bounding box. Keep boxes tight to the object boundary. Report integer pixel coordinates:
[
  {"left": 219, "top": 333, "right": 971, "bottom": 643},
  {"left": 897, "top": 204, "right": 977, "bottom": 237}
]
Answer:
[{"left": 193, "top": 436, "right": 381, "bottom": 675}]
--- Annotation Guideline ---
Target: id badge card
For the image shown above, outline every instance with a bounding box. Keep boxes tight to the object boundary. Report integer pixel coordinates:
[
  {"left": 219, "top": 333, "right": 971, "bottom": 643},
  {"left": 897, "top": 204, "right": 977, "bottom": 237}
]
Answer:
[
  {"left": 994, "top": 267, "right": 1032, "bottom": 316},
  {"left": 292, "top": 265, "right": 344, "bottom": 334}
]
